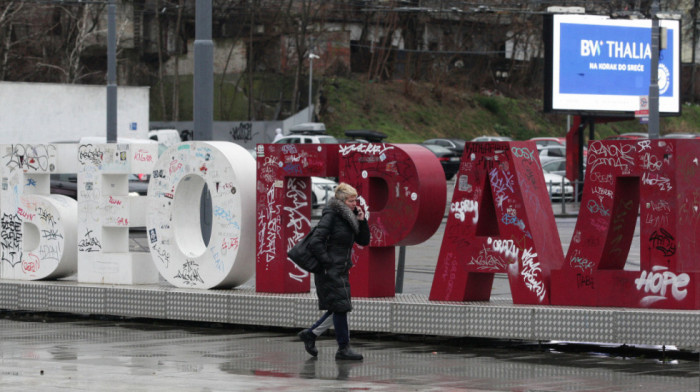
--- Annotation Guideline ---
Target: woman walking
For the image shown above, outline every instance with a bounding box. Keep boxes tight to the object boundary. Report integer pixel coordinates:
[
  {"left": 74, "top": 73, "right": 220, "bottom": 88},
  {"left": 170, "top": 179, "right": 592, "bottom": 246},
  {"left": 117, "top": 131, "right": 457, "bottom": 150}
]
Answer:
[{"left": 298, "top": 183, "right": 370, "bottom": 360}]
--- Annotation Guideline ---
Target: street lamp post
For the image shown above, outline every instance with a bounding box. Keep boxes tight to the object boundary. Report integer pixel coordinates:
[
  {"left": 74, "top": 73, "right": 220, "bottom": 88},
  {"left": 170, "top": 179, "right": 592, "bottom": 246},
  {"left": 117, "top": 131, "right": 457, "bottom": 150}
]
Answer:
[
  {"left": 106, "top": 0, "right": 117, "bottom": 143},
  {"left": 308, "top": 53, "right": 319, "bottom": 122}
]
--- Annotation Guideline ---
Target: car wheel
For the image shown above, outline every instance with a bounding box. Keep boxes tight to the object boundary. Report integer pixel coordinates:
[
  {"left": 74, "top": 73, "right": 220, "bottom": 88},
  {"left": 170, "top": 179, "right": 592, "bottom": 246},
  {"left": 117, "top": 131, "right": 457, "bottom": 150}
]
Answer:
[{"left": 311, "top": 193, "right": 318, "bottom": 208}]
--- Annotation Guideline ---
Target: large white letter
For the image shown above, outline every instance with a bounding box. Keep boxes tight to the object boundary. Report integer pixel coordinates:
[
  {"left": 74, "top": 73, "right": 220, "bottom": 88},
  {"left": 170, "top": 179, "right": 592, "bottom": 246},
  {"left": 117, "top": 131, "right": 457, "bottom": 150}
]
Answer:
[
  {"left": 0, "top": 144, "right": 77, "bottom": 280},
  {"left": 77, "top": 142, "right": 158, "bottom": 284},
  {"left": 147, "top": 142, "right": 255, "bottom": 289}
]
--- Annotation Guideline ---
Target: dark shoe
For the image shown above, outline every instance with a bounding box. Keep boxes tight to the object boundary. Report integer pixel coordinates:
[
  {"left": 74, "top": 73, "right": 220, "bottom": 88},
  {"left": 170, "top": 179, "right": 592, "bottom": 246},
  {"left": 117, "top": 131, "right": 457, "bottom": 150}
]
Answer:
[
  {"left": 298, "top": 329, "right": 318, "bottom": 357},
  {"left": 335, "top": 345, "right": 363, "bottom": 361}
]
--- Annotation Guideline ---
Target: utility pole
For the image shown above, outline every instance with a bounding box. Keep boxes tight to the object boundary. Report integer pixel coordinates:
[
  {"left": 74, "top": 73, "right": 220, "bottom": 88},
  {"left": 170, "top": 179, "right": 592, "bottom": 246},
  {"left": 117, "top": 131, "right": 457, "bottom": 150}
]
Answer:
[
  {"left": 648, "top": 0, "right": 660, "bottom": 139},
  {"left": 692, "top": 0, "right": 699, "bottom": 102},
  {"left": 194, "top": 0, "right": 214, "bottom": 243},
  {"left": 194, "top": 0, "right": 213, "bottom": 141},
  {"left": 106, "top": 0, "right": 117, "bottom": 143},
  {"left": 308, "top": 53, "right": 319, "bottom": 122}
]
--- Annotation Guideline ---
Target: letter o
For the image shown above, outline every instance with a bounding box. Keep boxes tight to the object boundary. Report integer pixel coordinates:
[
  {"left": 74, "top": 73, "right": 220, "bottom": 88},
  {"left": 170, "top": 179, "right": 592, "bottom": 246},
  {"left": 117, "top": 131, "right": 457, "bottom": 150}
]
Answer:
[{"left": 146, "top": 142, "right": 255, "bottom": 289}]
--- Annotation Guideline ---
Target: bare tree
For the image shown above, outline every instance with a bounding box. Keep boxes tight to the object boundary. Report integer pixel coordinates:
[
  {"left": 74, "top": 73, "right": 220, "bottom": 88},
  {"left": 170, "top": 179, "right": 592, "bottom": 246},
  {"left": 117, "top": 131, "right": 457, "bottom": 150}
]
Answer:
[
  {"left": 172, "top": 0, "right": 184, "bottom": 120},
  {"left": 35, "top": 4, "right": 106, "bottom": 83},
  {"left": 215, "top": 1, "right": 248, "bottom": 120},
  {"left": 0, "top": 1, "right": 24, "bottom": 80},
  {"left": 368, "top": 4, "right": 400, "bottom": 82},
  {"left": 281, "top": 0, "right": 328, "bottom": 115}
]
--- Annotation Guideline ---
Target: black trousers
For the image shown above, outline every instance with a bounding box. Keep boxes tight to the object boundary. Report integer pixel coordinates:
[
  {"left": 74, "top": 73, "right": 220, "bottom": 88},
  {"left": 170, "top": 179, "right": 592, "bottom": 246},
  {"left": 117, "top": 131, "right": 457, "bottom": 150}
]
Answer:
[{"left": 310, "top": 310, "right": 349, "bottom": 347}]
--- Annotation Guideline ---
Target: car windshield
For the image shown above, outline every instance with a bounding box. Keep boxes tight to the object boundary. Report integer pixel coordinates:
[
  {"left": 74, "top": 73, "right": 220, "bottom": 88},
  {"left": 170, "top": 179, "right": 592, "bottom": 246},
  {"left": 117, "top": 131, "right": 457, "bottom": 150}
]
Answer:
[
  {"left": 450, "top": 140, "right": 466, "bottom": 149},
  {"left": 422, "top": 144, "right": 452, "bottom": 154},
  {"left": 317, "top": 136, "right": 338, "bottom": 144},
  {"left": 542, "top": 160, "right": 566, "bottom": 172}
]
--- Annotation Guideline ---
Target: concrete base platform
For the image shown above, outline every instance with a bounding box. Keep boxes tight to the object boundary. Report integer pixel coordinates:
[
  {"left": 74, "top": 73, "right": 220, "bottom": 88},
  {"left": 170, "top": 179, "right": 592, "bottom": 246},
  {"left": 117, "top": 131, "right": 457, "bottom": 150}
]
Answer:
[{"left": 1, "top": 279, "right": 698, "bottom": 350}]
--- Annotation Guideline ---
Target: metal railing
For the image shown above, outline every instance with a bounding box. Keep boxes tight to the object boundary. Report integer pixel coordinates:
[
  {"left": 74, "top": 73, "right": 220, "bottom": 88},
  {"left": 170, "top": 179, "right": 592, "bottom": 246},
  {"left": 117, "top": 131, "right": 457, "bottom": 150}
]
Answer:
[{"left": 546, "top": 177, "right": 583, "bottom": 216}]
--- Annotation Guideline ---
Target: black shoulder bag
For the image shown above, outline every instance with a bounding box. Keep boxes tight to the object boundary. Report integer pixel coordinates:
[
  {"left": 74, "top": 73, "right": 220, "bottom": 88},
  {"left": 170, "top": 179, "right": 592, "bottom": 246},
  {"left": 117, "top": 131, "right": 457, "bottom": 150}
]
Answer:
[{"left": 287, "top": 227, "right": 324, "bottom": 274}]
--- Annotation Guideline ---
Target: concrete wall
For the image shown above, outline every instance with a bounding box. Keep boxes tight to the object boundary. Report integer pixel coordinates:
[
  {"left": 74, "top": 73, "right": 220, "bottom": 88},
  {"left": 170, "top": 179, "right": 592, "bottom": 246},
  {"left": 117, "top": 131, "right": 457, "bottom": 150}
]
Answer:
[
  {"left": 150, "top": 121, "right": 283, "bottom": 151},
  {"left": 151, "top": 107, "right": 313, "bottom": 149},
  {"left": 0, "top": 82, "right": 149, "bottom": 144}
]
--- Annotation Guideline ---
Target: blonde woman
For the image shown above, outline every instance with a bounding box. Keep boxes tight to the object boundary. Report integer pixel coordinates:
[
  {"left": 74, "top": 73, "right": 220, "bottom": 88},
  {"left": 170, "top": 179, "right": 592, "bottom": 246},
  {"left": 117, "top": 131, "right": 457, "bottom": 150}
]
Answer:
[{"left": 298, "top": 182, "right": 370, "bottom": 360}]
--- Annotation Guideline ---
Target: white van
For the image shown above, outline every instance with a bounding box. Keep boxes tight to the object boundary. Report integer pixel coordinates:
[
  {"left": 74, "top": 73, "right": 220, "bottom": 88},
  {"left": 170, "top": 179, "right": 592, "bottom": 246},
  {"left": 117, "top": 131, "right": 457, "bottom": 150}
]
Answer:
[
  {"left": 148, "top": 129, "right": 181, "bottom": 156},
  {"left": 275, "top": 122, "right": 337, "bottom": 144}
]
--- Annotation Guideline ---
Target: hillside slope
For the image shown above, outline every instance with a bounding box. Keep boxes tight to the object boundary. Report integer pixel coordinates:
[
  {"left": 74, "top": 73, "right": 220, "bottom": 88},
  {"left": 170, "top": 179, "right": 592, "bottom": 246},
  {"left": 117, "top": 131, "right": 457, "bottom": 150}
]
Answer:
[{"left": 319, "top": 78, "right": 700, "bottom": 143}]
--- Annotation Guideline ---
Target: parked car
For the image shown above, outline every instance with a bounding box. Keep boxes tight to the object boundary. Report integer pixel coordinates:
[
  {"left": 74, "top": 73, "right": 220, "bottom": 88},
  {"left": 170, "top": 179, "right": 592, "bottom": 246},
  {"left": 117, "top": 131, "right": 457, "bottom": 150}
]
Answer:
[
  {"left": 543, "top": 172, "right": 574, "bottom": 202},
  {"left": 423, "top": 138, "right": 466, "bottom": 155},
  {"left": 274, "top": 122, "right": 338, "bottom": 144},
  {"left": 605, "top": 132, "right": 649, "bottom": 140},
  {"left": 50, "top": 173, "right": 149, "bottom": 199},
  {"left": 662, "top": 133, "right": 700, "bottom": 139},
  {"left": 541, "top": 158, "right": 567, "bottom": 177},
  {"left": 542, "top": 158, "right": 585, "bottom": 198},
  {"left": 471, "top": 135, "right": 513, "bottom": 142},
  {"left": 529, "top": 137, "right": 565, "bottom": 148},
  {"left": 310, "top": 177, "right": 337, "bottom": 208},
  {"left": 537, "top": 145, "right": 567, "bottom": 164},
  {"left": 274, "top": 134, "right": 338, "bottom": 144},
  {"left": 344, "top": 129, "right": 387, "bottom": 143},
  {"left": 420, "top": 144, "right": 461, "bottom": 180},
  {"left": 149, "top": 129, "right": 182, "bottom": 157}
]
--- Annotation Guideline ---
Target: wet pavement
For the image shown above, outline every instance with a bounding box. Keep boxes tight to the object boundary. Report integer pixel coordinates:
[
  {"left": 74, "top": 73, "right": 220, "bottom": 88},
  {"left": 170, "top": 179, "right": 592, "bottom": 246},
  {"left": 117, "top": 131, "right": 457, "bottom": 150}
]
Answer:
[{"left": 0, "top": 313, "right": 697, "bottom": 392}]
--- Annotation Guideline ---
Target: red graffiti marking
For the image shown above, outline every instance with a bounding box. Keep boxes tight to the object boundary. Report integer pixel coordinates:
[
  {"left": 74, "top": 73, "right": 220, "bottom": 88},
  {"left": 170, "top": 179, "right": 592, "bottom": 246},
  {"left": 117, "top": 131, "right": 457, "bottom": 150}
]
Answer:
[
  {"left": 222, "top": 237, "right": 240, "bottom": 251},
  {"left": 17, "top": 207, "right": 35, "bottom": 221},
  {"left": 22, "top": 253, "right": 40, "bottom": 273},
  {"left": 134, "top": 149, "right": 153, "bottom": 162}
]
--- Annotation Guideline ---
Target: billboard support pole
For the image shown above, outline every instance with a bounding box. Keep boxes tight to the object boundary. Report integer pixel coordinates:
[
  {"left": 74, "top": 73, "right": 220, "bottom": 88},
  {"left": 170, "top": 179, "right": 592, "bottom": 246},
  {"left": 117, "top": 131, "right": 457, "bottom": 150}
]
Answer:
[
  {"left": 578, "top": 117, "right": 586, "bottom": 181},
  {"left": 648, "top": 1, "right": 660, "bottom": 139}
]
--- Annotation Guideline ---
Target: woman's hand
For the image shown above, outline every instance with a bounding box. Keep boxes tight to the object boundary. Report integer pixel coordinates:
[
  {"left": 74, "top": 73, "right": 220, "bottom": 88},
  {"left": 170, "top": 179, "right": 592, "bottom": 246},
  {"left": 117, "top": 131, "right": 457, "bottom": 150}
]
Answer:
[{"left": 356, "top": 208, "right": 365, "bottom": 221}]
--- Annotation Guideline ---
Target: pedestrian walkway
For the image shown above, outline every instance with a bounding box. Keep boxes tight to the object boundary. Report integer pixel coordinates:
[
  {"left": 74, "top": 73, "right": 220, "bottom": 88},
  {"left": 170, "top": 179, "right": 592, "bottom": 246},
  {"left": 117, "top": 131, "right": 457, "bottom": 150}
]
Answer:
[{"left": 0, "top": 314, "right": 697, "bottom": 392}]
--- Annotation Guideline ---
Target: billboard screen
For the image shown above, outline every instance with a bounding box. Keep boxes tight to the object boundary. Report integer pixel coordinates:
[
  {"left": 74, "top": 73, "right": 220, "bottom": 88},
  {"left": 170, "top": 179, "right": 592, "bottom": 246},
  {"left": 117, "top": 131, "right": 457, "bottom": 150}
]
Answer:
[{"left": 544, "top": 14, "right": 680, "bottom": 115}]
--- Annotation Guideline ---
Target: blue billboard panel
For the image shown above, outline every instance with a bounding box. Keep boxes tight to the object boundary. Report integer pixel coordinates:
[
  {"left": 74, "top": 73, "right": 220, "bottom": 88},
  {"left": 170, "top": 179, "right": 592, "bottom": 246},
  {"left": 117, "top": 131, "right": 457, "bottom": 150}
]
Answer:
[
  {"left": 546, "top": 15, "right": 680, "bottom": 115},
  {"left": 560, "top": 24, "right": 673, "bottom": 97}
]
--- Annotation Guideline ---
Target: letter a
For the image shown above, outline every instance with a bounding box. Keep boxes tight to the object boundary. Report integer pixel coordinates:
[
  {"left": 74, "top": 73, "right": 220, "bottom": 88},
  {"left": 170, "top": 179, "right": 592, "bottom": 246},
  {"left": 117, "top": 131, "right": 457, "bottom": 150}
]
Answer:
[{"left": 429, "top": 142, "right": 564, "bottom": 304}]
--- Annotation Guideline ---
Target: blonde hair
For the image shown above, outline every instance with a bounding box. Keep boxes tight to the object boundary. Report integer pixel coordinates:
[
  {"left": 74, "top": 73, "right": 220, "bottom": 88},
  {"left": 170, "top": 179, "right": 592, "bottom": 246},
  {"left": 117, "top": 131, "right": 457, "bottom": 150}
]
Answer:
[{"left": 334, "top": 182, "right": 358, "bottom": 201}]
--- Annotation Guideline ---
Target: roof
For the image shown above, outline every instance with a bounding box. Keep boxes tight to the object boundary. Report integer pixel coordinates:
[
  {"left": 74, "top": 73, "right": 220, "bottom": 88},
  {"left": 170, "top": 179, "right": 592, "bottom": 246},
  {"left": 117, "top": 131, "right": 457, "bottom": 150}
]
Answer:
[{"left": 344, "top": 129, "right": 387, "bottom": 142}]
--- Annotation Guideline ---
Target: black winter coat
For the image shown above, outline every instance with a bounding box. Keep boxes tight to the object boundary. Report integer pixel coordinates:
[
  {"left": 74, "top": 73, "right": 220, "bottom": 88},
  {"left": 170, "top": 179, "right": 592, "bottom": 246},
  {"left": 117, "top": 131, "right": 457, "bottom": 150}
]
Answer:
[{"left": 308, "top": 197, "right": 370, "bottom": 313}]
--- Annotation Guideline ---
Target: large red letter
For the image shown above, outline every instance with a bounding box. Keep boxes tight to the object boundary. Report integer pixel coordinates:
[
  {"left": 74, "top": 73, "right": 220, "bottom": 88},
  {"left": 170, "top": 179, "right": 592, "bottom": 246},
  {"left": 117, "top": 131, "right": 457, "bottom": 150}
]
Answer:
[
  {"left": 337, "top": 143, "right": 446, "bottom": 297},
  {"left": 551, "top": 139, "right": 700, "bottom": 309},
  {"left": 429, "top": 142, "right": 564, "bottom": 304},
  {"left": 255, "top": 144, "right": 338, "bottom": 293}
]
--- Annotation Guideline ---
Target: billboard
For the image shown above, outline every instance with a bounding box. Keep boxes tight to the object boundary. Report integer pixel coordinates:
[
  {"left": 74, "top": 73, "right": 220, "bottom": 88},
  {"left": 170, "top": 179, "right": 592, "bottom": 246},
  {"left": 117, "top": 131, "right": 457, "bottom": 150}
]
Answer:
[{"left": 544, "top": 14, "right": 680, "bottom": 115}]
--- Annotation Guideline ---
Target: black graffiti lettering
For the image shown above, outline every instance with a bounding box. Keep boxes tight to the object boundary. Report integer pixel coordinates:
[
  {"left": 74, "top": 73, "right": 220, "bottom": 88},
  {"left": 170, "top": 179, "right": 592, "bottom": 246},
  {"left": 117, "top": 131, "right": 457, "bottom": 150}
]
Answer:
[
  {"left": 649, "top": 228, "right": 676, "bottom": 257},
  {"left": 41, "top": 229, "right": 64, "bottom": 240},
  {"left": 78, "top": 144, "right": 104, "bottom": 166},
  {"left": 230, "top": 123, "right": 253, "bottom": 141},
  {"left": 4, "top": 144, "right": 55, "bottom": 172},
  {"left": 174, "top": 259, "right": 204, "bottom": 286},
  {"left": 37, "top": 207, "right": 57, "bottom": 227},
  {"left": 1, "top": 213, "right": 22, "bottom": 250},
  {"left": 78, "top": 229, "right": 102, "bottom": 252},
  {"left": 576, "top": 274, "right": 595, "bottom": 289}
]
